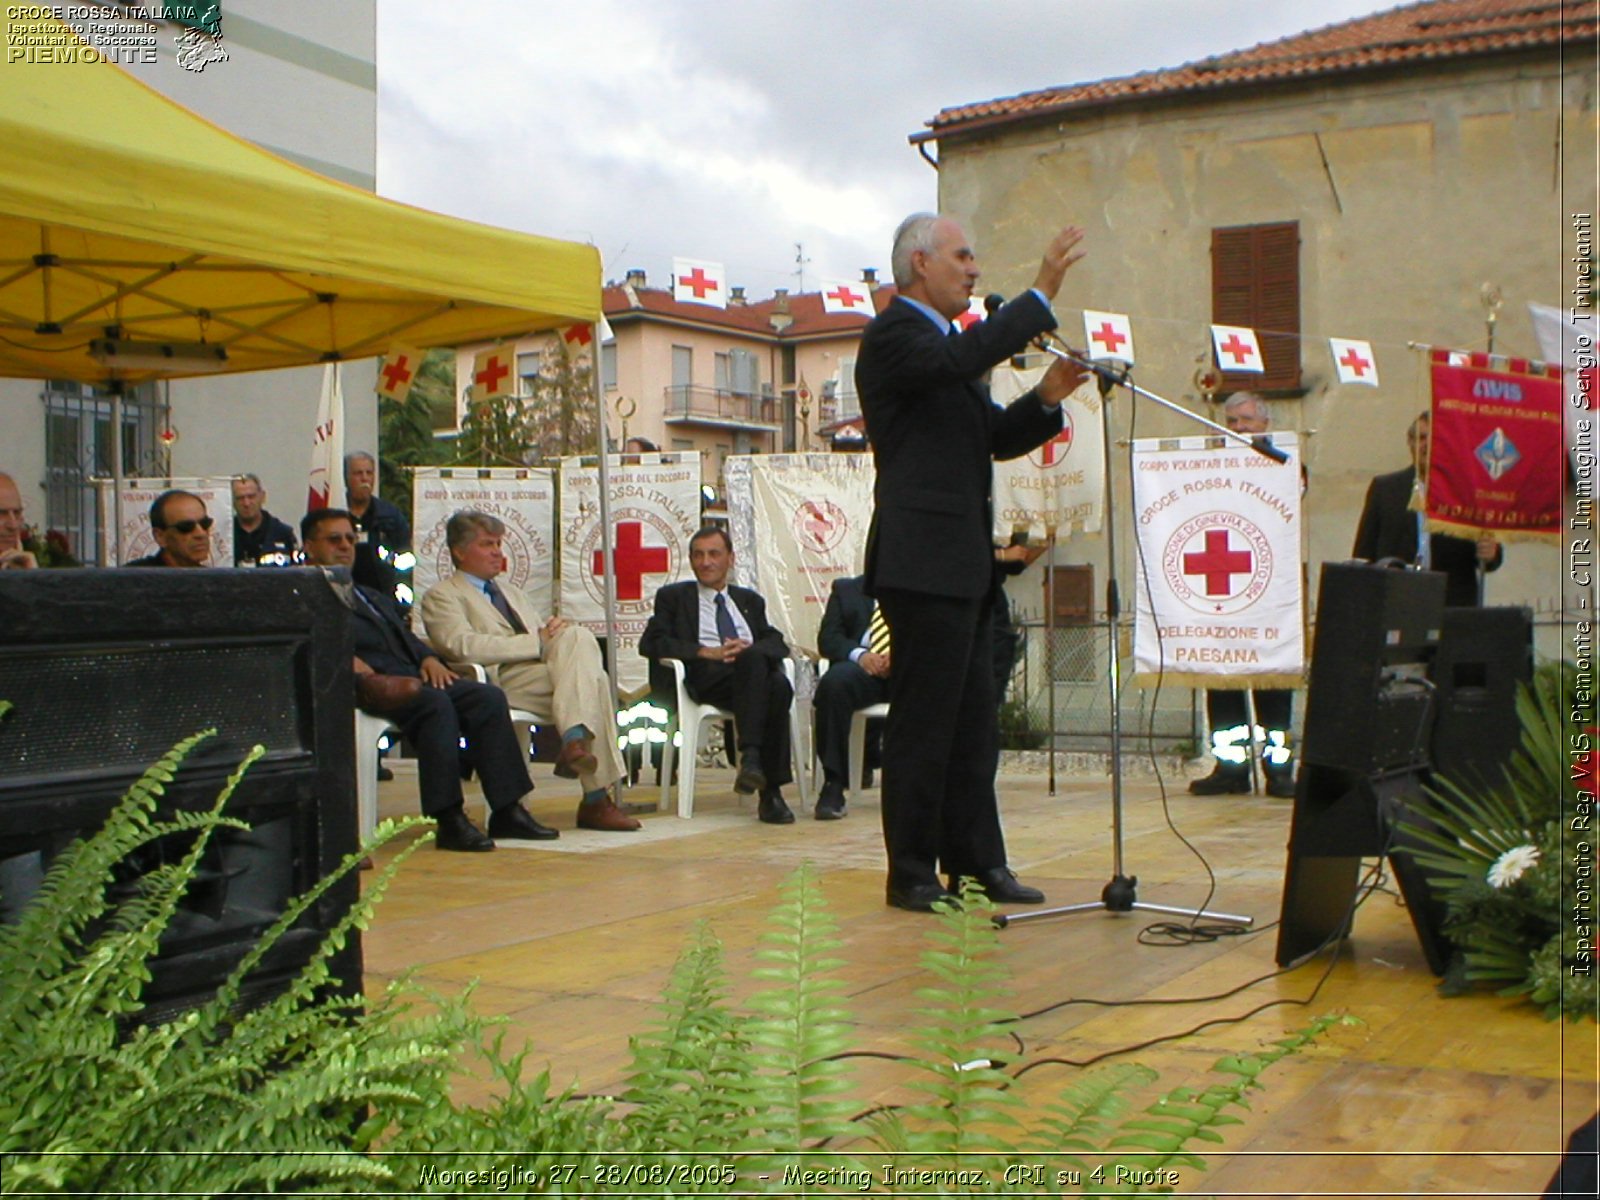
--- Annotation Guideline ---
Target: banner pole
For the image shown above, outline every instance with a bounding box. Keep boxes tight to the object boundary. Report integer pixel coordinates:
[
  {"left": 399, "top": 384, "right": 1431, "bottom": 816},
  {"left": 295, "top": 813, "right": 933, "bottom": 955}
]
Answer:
[{"left": 591, "top": 321, "right": 624, "bottom": 794}]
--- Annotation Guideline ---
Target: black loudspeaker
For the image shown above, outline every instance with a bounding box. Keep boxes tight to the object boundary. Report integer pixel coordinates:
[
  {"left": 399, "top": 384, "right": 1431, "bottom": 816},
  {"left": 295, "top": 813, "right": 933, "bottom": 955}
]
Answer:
[
  {"left": 0, "top": 568, "right": 359, "bottom": 1024},
  {"left": 1277, "top": 563, "right": 1452, "bottom": 973},
  {"left": 1300, "top": 562, "right": 1447, "bottom": 774},
  {"left": 1429, "top": 606, "right": 1533, "bottom": 793}
]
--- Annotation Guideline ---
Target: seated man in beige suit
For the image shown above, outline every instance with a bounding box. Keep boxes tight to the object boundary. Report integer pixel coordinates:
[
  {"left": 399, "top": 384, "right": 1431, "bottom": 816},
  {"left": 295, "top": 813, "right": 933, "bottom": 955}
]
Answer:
[{"left": 420, "top": 509, "right": 638, "bottom": 831}]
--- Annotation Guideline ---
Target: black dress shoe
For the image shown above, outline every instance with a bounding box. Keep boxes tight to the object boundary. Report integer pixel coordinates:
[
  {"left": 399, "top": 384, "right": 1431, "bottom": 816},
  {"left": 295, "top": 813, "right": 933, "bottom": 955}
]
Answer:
[
  {"left": 487, "top": 804, "right": 560, "bottom": 841},
  {"left": 434, "top": 808, "right": 494, "bottom": 852},
  {"left": 814, "top": 781, "right": 847, "bottom": 821},
  {"left": 757, "top": 788, "right": 794, "bottom": 824},
  {"left": 886, "top": 883, "right": 960, "bottom": 913},
  {"left": 1188, "top": 765, "right": 1250, "bottom": 795},
  {"left": 1266, "top": 772, "right": 1296, "bottom": 799},
  {"left": 377, "top": 765, "right": 394, "bottom": 782},
  {"left": 734, "top": 756, "right": 766, "bottom": 795},
  {"left": 957, "top": 867, "right": 1045, "bottom": 905}
]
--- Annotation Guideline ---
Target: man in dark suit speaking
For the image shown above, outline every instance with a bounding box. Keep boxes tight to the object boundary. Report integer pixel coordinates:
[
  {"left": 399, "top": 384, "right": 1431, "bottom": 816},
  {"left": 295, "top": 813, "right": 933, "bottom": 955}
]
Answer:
[
  {"left": 640, "top": 526, "right": 797, "bottom": 824},
  {"left": 856, "top": 212, "right": 1089, "bottom": 913}
]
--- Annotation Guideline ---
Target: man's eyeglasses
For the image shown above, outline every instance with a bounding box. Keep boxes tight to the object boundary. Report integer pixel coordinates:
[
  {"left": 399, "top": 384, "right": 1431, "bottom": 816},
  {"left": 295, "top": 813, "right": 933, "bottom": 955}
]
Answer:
[{"left": 158, "top": 517, "right": 214, "bottom": 534}]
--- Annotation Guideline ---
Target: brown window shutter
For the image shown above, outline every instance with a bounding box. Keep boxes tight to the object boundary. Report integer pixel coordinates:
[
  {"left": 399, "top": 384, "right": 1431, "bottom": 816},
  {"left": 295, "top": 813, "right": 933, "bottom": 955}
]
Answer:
[{"left": 1211, "top": 222, "right": 1301, "bottom": 391}]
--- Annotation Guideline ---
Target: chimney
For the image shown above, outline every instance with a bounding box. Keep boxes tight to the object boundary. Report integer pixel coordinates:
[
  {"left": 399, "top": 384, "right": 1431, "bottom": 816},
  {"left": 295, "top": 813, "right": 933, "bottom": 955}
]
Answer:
[
  {"left": 730, "top": 286, "right": 747, "bottom": 306},
  {"left": 624, "top": 268, "right": 647, "bottom": 288},
  {"left": 861, "top": 268, "right": 878, "bottom": 288},
  {"left": 769, "top": 288, "right": 792, "bottom": 332}
]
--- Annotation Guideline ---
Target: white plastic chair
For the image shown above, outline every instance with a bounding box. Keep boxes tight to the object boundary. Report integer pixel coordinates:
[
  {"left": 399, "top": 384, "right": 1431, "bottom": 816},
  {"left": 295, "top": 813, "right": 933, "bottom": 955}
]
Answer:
[
  {"left": 354, "top": 708, "right": 394, "bottom": 842},
  {"left": 658, "top": 657, "right": 807, "bottom": 819},
  {"left": 817, "top": 660, "right": 890, "bottom": 807},
  {"left": 466, "top": 663, "right": 543, "bottom": 759}
]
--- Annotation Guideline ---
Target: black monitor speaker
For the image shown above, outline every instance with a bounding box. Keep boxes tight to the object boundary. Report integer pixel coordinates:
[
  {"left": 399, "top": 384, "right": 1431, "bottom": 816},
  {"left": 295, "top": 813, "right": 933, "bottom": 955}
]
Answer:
[{"left": 0, "top": 568, "right": 359, "bottom": 1024}]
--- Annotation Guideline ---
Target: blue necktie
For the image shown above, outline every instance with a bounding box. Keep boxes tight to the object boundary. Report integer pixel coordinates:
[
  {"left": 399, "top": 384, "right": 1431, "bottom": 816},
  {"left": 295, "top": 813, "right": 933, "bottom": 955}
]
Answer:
[
  {"left": 714, "top": 592, "right": 739, "bottom": 641},
  {"left": 484, "top": 579, "right": 527, "bottom": 633}
]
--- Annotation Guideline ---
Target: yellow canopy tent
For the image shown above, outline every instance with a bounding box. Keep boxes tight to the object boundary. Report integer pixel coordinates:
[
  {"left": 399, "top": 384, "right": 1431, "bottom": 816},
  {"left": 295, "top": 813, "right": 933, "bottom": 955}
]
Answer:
[{"left": 0, "top": 13, "right": 599, "bottom": 384}]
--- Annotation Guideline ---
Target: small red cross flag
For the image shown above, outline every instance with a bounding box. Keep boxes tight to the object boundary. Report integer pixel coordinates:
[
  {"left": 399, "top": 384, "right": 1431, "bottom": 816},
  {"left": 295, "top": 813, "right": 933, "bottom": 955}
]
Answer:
[
  {"left": 1082, "top": 309, "right": 1135, "bottom": 365},
  {"left": 1211, "top": 324, "right": 1264, "bottom": 373},
  {"left": 558, "top": 316, "right": 611, "bottom": 359},
  {"left": 953, "top": 295, "right": 986, "bottom": 331},
  {"left": 820, "top": 280, "right": 875, "bottom": 317},
  {"left": 470, "top": 346, "right": 515, "bottom": 403},
  {"left": 375, "top": 343, "right": 423, "bottom": 402},
  {"left": 1328, "top": 337, "right": 1379, "bottom": 387},
  {"left": 673, "top": 257, "right": 727, "bottom": 308}
]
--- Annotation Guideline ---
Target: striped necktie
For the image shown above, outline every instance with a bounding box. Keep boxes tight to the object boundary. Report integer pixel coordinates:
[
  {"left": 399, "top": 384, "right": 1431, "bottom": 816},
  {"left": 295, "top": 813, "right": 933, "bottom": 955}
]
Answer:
[{"left": 867, "top": 601, "right": 891, "bottom": 656}]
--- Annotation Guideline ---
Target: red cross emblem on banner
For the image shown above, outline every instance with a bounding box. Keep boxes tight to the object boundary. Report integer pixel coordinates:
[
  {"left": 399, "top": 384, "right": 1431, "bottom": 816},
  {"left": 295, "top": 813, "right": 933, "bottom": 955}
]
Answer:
[
  {"left": 1090, "top": 322, "right": 1127, "bottom": 355},
  {"left": 1183, "top": 529, "right": 1253, "bottom": 596},
  {"left": 563, "top": 323, "right": 592, "bottom": 348},
  {"left": 381, "top": 354, "right": 413, "bottom": 392},
  {"left": 1338, "top": 346, "right": 1371, "bottom": 376},
  {"left": 827, "top": 285, "right": 863, "bottom": 308},
  {"left": 475, "top": 355, "right": 510, "bottom": 393},
  {"left": 1038, "top": 427, "right": 1073, "bottom": 467},
  {"left": 593, "top": 521, "right": 670, "bottom": 600},
  {"left": 680, "top": 268, "right": 719, "bottom": 299},
  {"left": 1218, "top": 334, "right": 1257, "bottom": 367}
]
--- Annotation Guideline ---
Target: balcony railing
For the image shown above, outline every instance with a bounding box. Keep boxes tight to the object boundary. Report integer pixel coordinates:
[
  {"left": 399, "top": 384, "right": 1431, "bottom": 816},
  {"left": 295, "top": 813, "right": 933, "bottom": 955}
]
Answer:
[{"left": 662, "top": 385, "right": 781, "bottom": 429}]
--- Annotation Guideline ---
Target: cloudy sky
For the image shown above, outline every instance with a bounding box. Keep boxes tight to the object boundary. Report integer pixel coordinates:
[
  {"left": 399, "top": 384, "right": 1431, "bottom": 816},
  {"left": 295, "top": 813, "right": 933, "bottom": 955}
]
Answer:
[{"left": 377, "top": 1, "right": 1393, "bottom": 296}]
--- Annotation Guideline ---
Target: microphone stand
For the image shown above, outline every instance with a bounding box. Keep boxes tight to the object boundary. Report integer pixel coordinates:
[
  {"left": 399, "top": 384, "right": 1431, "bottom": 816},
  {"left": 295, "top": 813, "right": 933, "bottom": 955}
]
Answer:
[{"left": 998, "top": 333, "right": 1270, "bottom": 932}]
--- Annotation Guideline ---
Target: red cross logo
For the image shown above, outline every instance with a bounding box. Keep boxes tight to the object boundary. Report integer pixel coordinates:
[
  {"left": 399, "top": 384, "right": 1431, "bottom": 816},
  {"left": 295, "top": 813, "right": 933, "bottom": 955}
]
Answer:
[
  {"left": 1338, "top": 346, "right": 1371, "bottom": 377},
  {"left": 1039, "top": 426, "right": 1073, "bottom": 466},
  {"left": 1219, "top": 334, "right": 1256, "bottom": 367},
  {"left": 1091, "top": 322, "right": 1127, "bottom": 355},
  {"left": 1183, "top": 529, "right": 1253, "bottom": 596},
  {"left": 563, "top": 323, "right": 592, "bottom": 348},
  {"left": 679, "top": 268, "right": 719, "bottom": 299},
  {"left": 827, "top": 285, "right": 864, "bottom": 308},
  {"left": 381, "top": 354, "right": 413, "bottom": 392},
  {"left": 475, "top": 354, "right": 510, "bottom": 393},
  {"left": 593, "top": 521, "right": 670, "bottom": 600}
]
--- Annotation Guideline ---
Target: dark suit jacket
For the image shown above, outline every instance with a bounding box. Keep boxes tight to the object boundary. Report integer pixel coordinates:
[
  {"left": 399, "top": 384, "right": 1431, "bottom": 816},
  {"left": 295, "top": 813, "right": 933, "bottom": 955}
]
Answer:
[
  {"left": 639, "top": 580, "right": 789, "bottom": 665},
  {"left": 349, "top": 583, "right": 435, "bottom": 675},
  {"left": 854, "top": 293, "right": 1062, "bottom": 599},
  {"left": 1352, "top": 465, "right": 1502, "bottom": 607},
  {"left": 819, "top": 575, "right": 873, "bottom": 666}
]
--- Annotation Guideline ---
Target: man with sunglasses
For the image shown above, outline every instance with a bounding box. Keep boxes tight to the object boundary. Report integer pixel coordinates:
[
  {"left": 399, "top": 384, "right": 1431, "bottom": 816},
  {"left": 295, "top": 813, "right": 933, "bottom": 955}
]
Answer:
[{"left": 126, "top": 490, "right": 215, "bottom": 568}]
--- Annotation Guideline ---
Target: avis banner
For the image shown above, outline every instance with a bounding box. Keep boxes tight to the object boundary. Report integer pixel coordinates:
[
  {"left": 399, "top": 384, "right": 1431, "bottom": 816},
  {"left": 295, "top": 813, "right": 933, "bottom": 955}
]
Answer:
[
  {"left": 1427, "top": 348, "right": 1563, "bottom": 543},
  {"left": 1130, "top": 434, "right": 1304, "bottom": 688},
  {"left": 989, "top": 365, "right": 1104, "bottom": 539},
  {"left": 411, "top": 468, "right": 557, "bottom": 620},
  {"left": 559, "top": 453, "right": 702, "bottom": 698},
  {"left": 734, "top": 453, "right": 876, "bottom": 657},
  {"left": 101, "top": 477, "right": 234, "bottom": 567}
]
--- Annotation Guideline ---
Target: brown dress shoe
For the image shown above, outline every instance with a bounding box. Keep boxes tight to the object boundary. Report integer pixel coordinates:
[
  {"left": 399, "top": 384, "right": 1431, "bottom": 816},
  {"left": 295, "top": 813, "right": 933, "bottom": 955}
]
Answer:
[
  {"left": 554, "top": 737, "right": 599, "bottom": 780},
  {"left": 576, "top": 793, "right": 642, "bottom": 831}
]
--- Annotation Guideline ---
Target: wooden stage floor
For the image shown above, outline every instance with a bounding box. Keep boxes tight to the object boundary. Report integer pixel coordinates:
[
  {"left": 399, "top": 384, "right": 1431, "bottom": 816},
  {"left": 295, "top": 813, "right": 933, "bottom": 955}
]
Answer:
[{"left": 361, "top": 761, "right": 1596, "bottom": 1197}]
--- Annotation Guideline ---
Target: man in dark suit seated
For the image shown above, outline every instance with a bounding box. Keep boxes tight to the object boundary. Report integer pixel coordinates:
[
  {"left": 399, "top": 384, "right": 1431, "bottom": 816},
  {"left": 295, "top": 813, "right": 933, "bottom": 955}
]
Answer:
[
  {"left": 813, "top": 573, "right": 889, "bottom": 821},
  {"left": 639, "top": 526, "right": 796, "bottom": 824},
  {"left": 1352, "top": 410, "right": 1503, "bottom": 608},
  {"left": 301, "top": 508, "right": 557, "bottom": 853},
  {"left": 855, "top": 212, "right": 1088, "bottom": 912}
]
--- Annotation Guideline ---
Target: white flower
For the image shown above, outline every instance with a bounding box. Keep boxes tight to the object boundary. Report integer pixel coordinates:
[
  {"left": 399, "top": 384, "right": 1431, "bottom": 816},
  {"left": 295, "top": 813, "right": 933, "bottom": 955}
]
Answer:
[{"left": 1487, "top": 844, "right": 1540, "bottom": 889}]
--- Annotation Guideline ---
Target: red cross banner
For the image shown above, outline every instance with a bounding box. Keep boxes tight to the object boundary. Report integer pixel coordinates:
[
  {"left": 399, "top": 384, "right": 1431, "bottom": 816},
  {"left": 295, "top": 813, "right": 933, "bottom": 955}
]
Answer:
[
  {"left": 1081, "top": 309, "right": 1135, "bottom": 365},
  {"left": 672, "top": 257, "right": 727, "bottom": 309},
  {"left": 989, "top": 362, "right": 1105, "bottom": 540},
  {"left": 410, "top": 467, "right": 557, "bottom": 620},
  {"left": 1425, "top": 348, "right": 1563, "bottom": 544},
  {"left": 559, "top": 316, "right": 612, "bottom": 360},
  {"left": 560, "top": 453, "right": 703, "bottom": 696},
  {"left": 733, "top": 453, "right": 877, "bottom": 657},
  {"left": 1130, "top": 433, "right": 1304, "bottom": 687},
  {"left": 820, "top": 280, "right": 876, "bottom": 318},
  {"left": 1210, "top": 324, "right": 1265, "bottom": 374},
  {"left": 306, "top": 362, "right": 344, "bottom": 512},
  {"left": 469, "top": 346, "right": 515, "bottom": 405},
  {"left": 375, "top": 343, "right": 424, "bottom": 402},
  {"left": 1328, "top": 337, "right": 1379, "bottom": 387}
]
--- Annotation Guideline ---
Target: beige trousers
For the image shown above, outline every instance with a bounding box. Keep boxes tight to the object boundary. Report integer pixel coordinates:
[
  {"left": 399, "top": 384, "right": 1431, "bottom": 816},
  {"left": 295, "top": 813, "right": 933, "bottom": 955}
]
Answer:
[{"left": 494, "top": 624, "right": 624, "bottom": 792}]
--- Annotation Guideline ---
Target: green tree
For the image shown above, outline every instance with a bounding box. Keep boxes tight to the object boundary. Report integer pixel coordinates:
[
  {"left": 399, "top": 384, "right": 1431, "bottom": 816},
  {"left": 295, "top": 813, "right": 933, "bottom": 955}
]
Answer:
[{"left": 377, "top": 348, "right": 452, "bottom": 528}]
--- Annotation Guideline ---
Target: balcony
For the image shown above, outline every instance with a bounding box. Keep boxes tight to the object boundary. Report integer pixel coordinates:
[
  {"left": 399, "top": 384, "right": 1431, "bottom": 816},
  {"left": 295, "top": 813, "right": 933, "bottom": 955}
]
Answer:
[{"left": 662, "top": 385, "right": 781, "bottom": 432}]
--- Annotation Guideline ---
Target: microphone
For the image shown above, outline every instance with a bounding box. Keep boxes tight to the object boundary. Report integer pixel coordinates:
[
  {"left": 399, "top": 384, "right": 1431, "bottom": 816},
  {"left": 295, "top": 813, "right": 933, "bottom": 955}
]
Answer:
[{"left": 984, "top": 292, "right": 1006, "bottom": 319}]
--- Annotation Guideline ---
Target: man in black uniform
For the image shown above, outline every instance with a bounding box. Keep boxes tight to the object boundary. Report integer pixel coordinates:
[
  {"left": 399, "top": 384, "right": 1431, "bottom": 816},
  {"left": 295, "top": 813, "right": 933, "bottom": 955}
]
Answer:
[
  {"left": 343, "top": 451, "right": 412, "bottom": 598},
  {"left": 231, "top": 474, "right": 297, "bottom": 566}
]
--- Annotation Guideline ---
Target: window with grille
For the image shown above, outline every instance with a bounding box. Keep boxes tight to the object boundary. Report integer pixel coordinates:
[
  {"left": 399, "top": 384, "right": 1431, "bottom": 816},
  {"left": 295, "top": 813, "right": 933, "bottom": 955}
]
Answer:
[{"left": 1211, "top": 221, "right": 1301, "bottom": 392}]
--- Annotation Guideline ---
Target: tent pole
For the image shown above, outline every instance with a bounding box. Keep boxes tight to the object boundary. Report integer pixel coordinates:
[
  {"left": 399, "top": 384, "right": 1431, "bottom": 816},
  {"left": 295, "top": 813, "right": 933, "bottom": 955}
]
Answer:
[{"left": 591, "top": 322, "right": 623, "bottom": 789}]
